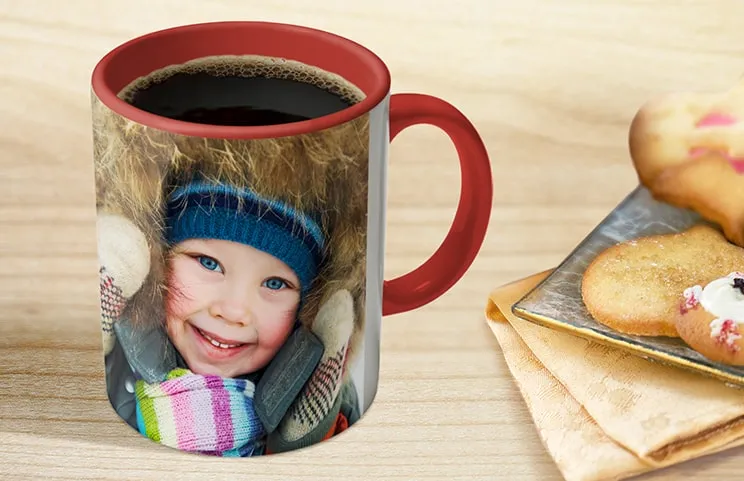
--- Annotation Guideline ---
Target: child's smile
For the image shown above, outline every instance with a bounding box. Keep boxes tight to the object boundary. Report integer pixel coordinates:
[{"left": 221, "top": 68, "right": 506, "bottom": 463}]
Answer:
[
  {"left": 164, "top": 238, "right": 301, "bottom": 378},
  {"left": 195, "top": 325, "right": 248, "bottom": 349},
  {"left": 187, "top": 323, "right": 255, "bottom": 361}
]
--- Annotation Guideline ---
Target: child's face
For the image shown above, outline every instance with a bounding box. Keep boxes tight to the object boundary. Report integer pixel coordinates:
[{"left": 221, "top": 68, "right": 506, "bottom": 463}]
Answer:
[{"left": 164, "top": 238, "right": 301, "bottom": 378}]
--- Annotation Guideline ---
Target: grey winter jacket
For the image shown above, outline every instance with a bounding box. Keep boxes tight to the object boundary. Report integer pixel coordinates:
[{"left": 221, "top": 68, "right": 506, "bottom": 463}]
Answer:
[{"left": 104, "top": 317, "right": 360, "bottom": 455}]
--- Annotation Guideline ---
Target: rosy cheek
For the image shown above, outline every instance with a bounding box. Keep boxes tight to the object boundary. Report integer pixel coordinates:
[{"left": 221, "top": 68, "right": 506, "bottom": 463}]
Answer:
[
  {"left": 165, "top": 291, "right": 188, "bottom": 320},
  {"left": 260, "top": 311, "right": 296, "bottom": 348},
  {"left": 165, "top": 263, "right": 195, "bottom": 319}
]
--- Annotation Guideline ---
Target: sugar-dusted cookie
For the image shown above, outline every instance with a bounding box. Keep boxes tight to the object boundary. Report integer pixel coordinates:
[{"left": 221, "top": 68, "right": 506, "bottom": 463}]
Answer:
[
  {"left": 674, "top": 271, "right": 744, "bottom": 365},
  {"left": 581, "top": 224, "right": 744, "bottom": 337},
  {"left": 628, "top": 82, "right": 744, "bottom": 247}
]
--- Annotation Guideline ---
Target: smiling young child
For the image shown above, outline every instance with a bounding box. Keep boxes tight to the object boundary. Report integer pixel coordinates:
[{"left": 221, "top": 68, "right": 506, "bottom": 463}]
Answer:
[
  {"left": 165, "top": 234, "right": 301, "bottom": 379},
  {"left": 100, "top": 178, "right": 360, "bottom": 457},
  {"left": 163, "top": 179, "right": 325, "bottom": 380}
]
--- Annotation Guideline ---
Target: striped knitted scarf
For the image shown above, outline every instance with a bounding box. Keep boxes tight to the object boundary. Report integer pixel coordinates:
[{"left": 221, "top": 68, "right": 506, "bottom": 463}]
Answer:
[{"left": 134, "top": 368, "right": 266, "bottom": 457}]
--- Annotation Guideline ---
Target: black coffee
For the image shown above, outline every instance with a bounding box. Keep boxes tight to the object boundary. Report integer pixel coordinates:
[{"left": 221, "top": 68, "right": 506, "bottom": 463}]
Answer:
[{"left": 119, "top": 56, "right": 363, "bottom": 126}]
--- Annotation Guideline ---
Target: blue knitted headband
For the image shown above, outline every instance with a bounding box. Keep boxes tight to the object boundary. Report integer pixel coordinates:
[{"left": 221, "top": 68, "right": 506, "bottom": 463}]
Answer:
[{"left": 165, "top": 180, "right": 325, "bottom": 296}]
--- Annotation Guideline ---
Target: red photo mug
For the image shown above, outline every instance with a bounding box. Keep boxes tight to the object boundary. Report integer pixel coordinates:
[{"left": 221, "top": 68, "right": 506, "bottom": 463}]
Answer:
[{"left": 91, "top": 20, "right": 492, "bottom": 457}]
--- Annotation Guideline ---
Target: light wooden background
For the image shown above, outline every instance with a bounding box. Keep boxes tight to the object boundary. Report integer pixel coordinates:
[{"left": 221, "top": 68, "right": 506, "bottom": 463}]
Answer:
[{"left": 2, "top": 1, "right": 744, "bottom": 479}]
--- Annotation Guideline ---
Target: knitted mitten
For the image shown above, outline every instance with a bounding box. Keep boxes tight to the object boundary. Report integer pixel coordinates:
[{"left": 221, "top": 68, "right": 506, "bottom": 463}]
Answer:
[
  {"left": 134, "top": 368, "right": 265, "bottom": 457},
  {"left": 96, "top": 213, "right": 151, "bottom": 355},
  {"left": 272, "top": 289, "right": 355, "bottom": 447}
]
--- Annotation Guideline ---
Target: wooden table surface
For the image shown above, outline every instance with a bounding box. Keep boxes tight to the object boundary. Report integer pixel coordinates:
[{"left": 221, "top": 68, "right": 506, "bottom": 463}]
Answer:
[{"left": 3, "top": 1, "right": 744, "bottom": 479}]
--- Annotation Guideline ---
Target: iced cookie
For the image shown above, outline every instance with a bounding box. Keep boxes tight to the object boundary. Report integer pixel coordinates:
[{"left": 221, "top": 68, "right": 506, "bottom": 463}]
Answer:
[
  {"left": 581, "top": 224, "right": 744, "bottom": 337},
  {"left": 628, "top": 83, "right": 744, "bottom": 247},
  {"left": 675, "top": 272, "right": 744, "bottom": 365}
]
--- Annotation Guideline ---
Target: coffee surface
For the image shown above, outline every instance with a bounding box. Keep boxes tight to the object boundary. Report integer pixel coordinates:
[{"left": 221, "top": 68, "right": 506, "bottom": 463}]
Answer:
[{"left": 119, "top": 55, "right": 365, "bottom": 126}]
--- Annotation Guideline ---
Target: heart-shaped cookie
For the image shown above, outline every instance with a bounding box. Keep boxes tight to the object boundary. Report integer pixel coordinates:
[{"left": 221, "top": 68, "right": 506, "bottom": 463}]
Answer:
[{"left": 629, "top": 81, "right": 744, "bottom": 246}]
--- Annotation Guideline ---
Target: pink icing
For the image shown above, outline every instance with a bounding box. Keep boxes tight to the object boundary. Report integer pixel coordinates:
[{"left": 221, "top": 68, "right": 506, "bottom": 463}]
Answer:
[
  {"left": 696, "top": 113, "right": 738, "bottom": 127},
  {"left": 691, "top": 113, "right": 744, "bottom": 173}
]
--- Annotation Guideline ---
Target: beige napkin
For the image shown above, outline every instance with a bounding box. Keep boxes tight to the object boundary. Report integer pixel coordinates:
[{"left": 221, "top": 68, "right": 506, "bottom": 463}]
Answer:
[{"left": 485, "top": 269, "right": 744, "bottom": 481}]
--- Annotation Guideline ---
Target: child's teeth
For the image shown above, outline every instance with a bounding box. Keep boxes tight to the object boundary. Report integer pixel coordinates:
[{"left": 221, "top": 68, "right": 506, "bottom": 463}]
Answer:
[{"left": 198, "top": 329, "right": 243, "bottom": 349}]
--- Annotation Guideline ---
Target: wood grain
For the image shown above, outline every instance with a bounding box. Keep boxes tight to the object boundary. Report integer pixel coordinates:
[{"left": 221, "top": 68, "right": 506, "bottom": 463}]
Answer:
[{"left": 2, "top": 0, "right": 744, "bottom": 479}]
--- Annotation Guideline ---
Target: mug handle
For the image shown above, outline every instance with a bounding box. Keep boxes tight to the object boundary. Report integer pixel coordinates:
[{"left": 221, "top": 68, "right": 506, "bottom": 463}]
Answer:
[{"left": 383, "top": 93, "right": 493, "bottom": 316}]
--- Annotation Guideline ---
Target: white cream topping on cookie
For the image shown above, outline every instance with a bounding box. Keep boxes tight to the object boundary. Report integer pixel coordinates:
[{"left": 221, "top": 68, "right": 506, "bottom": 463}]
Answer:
[
  {"left": 699, "top": 272, "right": 744, "bottom": 321},
  {"left": 693, "top": 272, "right": 744, "bottom": 353}
]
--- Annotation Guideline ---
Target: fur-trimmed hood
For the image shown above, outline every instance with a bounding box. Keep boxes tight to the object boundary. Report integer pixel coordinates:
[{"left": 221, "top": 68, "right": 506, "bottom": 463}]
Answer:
[{"left": 91, "top": 92, "right": 370, "bottom": 363}]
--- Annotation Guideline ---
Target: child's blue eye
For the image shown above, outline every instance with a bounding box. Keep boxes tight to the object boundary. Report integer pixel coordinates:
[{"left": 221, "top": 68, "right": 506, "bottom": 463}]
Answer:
[
  {"left": 197, "top": 256, "right": 222, "bottom": 273},
  {"left": 263, "top": 278, "right": 287, "bottom": 290}
]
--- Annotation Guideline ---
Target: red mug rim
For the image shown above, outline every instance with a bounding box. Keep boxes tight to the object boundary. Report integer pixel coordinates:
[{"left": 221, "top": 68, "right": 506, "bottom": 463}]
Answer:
[{"left": 91, "top": 21, "right": 391, "bottom": 139}]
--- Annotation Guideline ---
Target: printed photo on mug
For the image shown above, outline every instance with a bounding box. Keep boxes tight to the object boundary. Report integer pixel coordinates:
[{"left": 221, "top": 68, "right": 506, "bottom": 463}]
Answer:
[{"left": 90, "top": 21, "right": 492, "bottom": 458}]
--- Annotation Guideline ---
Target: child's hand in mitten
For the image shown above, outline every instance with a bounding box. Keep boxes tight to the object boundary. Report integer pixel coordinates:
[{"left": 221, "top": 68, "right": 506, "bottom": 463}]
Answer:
[
  {"left": 96, "top": 213, "right": 150, "bottom": 355},
  {"left": 268, "top": 289, "right": 355, "bottom": 451}
]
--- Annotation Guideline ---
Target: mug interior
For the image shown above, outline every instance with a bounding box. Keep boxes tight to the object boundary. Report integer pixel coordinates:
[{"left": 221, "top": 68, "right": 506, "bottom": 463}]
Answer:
[{"left": 91, "top": 21, "right": 390, "bottom": 139}]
